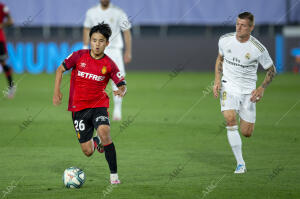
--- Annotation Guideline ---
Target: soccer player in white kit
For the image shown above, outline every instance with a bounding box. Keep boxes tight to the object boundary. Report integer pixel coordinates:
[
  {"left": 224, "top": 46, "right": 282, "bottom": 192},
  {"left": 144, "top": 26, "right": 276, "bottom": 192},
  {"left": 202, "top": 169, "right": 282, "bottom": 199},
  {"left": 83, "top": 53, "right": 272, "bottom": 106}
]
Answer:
[
  {"left": 83, "top": 0, "right": 132, "bottom": 121},
  {"left": 213, "top": 12, "right": 276, "bottom": 174}
]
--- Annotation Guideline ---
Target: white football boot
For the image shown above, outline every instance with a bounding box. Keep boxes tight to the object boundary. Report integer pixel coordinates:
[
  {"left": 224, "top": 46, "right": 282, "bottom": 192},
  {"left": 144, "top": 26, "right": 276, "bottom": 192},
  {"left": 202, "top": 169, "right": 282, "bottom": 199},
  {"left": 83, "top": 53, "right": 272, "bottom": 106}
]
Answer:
[{"left": 234, "top": 164, "right": 247, "bottom": 174}]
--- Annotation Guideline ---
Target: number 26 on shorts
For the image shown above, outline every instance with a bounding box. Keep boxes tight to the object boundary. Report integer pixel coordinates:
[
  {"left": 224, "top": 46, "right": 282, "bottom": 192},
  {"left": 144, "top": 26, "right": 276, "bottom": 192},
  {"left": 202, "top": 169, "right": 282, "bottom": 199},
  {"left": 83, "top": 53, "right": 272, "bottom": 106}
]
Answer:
[{"left": 74, "top": 120, "right": 85, "bottom": 131}]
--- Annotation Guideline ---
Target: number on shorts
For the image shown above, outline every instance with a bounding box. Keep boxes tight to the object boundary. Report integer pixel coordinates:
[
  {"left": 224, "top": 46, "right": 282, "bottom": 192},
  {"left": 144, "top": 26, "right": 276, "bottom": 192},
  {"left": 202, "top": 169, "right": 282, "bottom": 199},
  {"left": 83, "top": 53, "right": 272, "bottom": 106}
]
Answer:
[
  {"left": 74, "top": 120, "right": 85, "bottom": 131},
  {"left": 222, "top": 91, "right": 227, "bottom": 100},
  {"left": 222, "top": 91, "right": 227, "bottom": 107}
]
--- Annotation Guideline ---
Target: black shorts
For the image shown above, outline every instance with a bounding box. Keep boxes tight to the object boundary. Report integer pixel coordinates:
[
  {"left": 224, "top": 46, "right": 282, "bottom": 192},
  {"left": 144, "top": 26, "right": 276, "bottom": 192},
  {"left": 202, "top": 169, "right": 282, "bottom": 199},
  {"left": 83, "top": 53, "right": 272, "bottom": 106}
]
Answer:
[
  {"left": 72, "top": 107, "right": 110, "bottom": 143},
  {"left": 0, "top": 42, "right": 7, "bottom": 61}
]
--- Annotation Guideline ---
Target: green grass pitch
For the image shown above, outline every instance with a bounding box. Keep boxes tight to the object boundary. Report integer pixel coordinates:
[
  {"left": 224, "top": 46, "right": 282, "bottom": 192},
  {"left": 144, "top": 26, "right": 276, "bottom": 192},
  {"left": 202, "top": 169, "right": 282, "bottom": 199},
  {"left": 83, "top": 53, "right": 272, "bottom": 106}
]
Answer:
[{"left": 0, "top": 72, "right": 299, "bottom": 199}]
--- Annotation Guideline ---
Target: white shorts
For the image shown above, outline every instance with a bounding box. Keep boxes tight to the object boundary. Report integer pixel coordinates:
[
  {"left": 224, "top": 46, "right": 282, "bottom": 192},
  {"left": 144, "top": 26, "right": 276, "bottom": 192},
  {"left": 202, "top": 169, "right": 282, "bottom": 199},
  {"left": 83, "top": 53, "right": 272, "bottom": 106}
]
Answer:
[
  {"left": 104, "top": 48, "right": 125, "bottom": 91},
  {"left": 220, "top": 87, "right": 256, "bottom": 123}
]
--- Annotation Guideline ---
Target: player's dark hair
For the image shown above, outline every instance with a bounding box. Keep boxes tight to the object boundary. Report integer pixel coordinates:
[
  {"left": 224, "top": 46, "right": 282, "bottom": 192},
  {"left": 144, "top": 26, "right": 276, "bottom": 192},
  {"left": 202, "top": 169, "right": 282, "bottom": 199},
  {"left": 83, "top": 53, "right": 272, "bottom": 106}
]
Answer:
[
  {"left": 238, "top": 12, "right": 254, "bottom": 26},
  {"left": 89, "top": 22, "right": 112, "bottom": 41}
]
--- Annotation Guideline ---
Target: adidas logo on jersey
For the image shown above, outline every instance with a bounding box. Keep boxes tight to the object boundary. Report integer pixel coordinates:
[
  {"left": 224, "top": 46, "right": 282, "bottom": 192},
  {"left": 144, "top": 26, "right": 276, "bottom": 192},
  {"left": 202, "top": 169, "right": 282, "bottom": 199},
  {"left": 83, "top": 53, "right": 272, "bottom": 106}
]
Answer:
[{"left": 77, "top": 70, "right": 105, "bottom": 81}]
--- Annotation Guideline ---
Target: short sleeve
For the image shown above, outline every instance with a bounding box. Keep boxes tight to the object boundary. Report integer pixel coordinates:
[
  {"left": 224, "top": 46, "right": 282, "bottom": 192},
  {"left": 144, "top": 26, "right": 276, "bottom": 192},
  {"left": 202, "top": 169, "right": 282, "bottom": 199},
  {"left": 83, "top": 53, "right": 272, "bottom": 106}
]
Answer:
[
  {"left": 218, "top": 39, "right": 224, "bottom": 56},
  {"left": 109, "top": 60, "right": 125, "bottom": 86},
  {"left": 119, "top": 10, "right": 131, "bottom": 31},
  {"left": 258, "top": 49, "right": 273, "bottom": 70},
  {"left": 62, "top": 51, "right": 80, "bottom": 71},
  {"left": 83, "top": 11, "right": 93, "bottom": 28}
]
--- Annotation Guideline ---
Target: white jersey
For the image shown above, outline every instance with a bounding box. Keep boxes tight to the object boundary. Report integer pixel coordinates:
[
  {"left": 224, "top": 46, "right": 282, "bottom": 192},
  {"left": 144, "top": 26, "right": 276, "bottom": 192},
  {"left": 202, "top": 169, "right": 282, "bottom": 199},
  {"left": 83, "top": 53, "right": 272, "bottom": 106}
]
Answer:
[
  {"left": 218, "top": 32, "right": 273, "bottom": 94},
  {"left": 84, "top": 3, "right": 131, "bottom": 49}
]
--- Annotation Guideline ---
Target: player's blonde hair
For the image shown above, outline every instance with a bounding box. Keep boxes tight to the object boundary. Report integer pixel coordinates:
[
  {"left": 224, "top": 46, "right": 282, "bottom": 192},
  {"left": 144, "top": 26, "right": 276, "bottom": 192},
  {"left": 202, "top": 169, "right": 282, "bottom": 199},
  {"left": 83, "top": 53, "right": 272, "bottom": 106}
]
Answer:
[{"left": 238, "top": 12, "right": 255, "bottom": 27}]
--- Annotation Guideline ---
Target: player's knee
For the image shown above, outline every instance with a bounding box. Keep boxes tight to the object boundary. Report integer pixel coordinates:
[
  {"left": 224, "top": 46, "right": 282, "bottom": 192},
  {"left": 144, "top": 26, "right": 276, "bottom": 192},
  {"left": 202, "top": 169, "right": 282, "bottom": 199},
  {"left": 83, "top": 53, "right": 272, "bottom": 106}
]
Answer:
[
  {"left": 241, "top": 128, "right": 253, "bottom": 138},
  {"left": 226, "top": 117, "right": 237, "bottom": 126},
  {"left": 243, "top": 132, "right": 252, "bottom": 138},
  {"left": 82, "top": 148, "right": 93, "bottom": 157}
]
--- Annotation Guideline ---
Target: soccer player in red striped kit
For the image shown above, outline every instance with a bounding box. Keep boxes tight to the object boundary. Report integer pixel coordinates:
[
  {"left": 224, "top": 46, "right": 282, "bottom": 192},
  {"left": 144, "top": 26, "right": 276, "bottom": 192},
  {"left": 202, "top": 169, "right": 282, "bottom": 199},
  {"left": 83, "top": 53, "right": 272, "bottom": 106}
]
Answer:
[
  {"left": 0, "top": 2, "right": 15, "bottom": 98},
  {"left": 53, "top": 23, "right": 126, "bottom": 184}
]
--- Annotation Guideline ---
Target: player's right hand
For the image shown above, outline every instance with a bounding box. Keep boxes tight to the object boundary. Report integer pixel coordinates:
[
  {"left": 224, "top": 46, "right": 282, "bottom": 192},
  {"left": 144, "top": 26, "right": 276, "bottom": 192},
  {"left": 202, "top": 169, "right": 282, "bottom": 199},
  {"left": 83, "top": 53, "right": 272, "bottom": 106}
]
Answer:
[
  {"left": 53, "top": 91, "right": 63, "bottom": 106},
  {"left": 113, "top": 85, "right": 127, "bottom": 97},
  {"left": 213, "top": 80, "right": 221, "bottom": 98}
]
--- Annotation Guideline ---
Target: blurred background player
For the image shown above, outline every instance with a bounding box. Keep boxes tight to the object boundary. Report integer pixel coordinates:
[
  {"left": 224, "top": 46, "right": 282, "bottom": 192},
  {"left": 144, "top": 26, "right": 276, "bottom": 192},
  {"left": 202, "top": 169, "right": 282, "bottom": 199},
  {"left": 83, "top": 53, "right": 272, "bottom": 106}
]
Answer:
[
  {"left": 83, "top": 0, "right": 132, "bottom": 121},
  {"left": 53, "top": 23, "right": 127, "bottom": 184},
  {"left": 0, "top": 2, "right": 15, "bottom": 98},
  {"left": 213, "top": 12, "right": 276, "bottom": 174}
]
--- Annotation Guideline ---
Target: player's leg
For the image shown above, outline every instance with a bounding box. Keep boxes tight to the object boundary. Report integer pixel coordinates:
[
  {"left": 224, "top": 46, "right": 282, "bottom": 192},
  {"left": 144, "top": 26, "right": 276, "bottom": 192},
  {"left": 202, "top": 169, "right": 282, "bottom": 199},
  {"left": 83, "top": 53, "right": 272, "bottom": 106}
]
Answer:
[
  {"left": 0, "top": 42, "right": 15, "bottom": 98},
  {"left": 97, "top": 125, "right": 120, "bottom": 184},
  {"left": 240, "top": 119, "right": 255, "bottom": 137},
  {"left": 72, "top": 109, "right": 96, "bottom": 157},
  {"left": 239, "top": 94, "right": 256, "bottom": 137},
  {"left": 93, "top": 108, "right": 120, "bottom": 184},
  {"left": 0, "top": 60, "right": 14, "bottom": 88},
  {"left": 223, "top": 110, "right": 245, "bottom": 168},
  {"left": 221, "top": 90, "right": 246, "bottom": 173},
  {"left": 79, "top": 134, "right": 104, "bottom": 156},
  {"left": 105, "top": 48, "right": 125, "bottom": 121},
  {"left": 80, "top": 139, "right": 94, "bottom": 157}
]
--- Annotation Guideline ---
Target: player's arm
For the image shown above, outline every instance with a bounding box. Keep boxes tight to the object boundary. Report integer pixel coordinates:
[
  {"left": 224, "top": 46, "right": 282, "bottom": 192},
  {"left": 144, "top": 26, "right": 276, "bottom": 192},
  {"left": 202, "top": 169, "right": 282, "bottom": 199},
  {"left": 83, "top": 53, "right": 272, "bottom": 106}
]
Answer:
[
  {"left": 83, "top": 27, "right": 90, "bottom": 49},
  {"left": 123, "top": 30, "right": 132, "bottom": 64},
  {"left": 213, "top": 53, "right": 224, "bottom": 98},
  {"left": 261, "top": 65, "right": 276, "bottom": 89},
  {"left": 110, "top": 61, "right": 127, "bottom": 97},
  {"left": 250, "top": 65, "right": 276, "bottom": 102},
  {"left": 53, "top": 65, "right": 66, "bottom": 106}
]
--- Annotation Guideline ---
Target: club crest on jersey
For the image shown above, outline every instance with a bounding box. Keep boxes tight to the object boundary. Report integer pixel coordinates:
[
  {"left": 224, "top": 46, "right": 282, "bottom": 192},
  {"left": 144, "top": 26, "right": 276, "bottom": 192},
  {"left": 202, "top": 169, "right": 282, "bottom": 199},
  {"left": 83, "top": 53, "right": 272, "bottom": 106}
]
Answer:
[
  {"left": 80, "top": 62, "right": 86, "bottom": 68},
  {"left": 245, "top": 53, "right": 251, "bottom": 60},
  {"left": 101, "top": 66, "right": 107, "bottom": 75},
  {"left": 227, "top": 49, "right": 231, "bottom": 53}
]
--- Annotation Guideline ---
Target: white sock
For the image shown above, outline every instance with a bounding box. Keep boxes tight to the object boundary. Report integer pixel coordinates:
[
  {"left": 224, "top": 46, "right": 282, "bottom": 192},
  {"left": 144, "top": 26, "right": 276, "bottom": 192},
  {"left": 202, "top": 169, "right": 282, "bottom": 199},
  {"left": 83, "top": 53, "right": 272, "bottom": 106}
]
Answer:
[
  {"left": 110, "top": 173, "right": 119, "bottom": 180},
  {"left": 113, "top": 95, "right": 122, "bottom": 118},
  {"left": 226, "top": 125, "right": 245, "bottom": 165}
]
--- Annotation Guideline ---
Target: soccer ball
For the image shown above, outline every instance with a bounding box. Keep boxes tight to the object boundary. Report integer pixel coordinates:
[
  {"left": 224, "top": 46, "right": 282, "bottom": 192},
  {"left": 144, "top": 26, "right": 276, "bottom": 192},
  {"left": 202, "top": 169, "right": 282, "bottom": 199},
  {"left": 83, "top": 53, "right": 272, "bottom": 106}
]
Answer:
[{"left": 63, "top": 167, "right": 85, "bottom": 188}]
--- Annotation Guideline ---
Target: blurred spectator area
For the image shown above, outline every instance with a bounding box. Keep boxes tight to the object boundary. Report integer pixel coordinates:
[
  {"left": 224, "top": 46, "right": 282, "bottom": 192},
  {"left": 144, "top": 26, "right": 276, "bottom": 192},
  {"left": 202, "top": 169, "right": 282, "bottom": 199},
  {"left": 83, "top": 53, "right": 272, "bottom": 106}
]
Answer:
[
  {"left": 3, "top": 0, "right": 300, "bottom": 39},
  {"left": 5, "top": 25, "right": 284, "bottom": 40},
  {"left": 2, "top": 0, "right": 300, "bottom": 72}
]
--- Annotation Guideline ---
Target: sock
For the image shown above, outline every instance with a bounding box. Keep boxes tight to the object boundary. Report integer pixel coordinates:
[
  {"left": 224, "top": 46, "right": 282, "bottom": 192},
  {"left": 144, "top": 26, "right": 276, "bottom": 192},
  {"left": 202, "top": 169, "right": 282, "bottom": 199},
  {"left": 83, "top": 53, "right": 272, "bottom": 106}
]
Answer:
[
  {"left": 113, "top": 95, "right": 122, "bottom": 117},
  {"left": 2, "top": 65, "right": 13, "bottom": 88},
  {"left": 226, "top": 125, "right": 245, "bottom": 165},
  {"left": 110, "top": 173, "right": 119, "bottom": 180},
  {"left": 104, "top": 142, "right": 117, "bottom": 173}
]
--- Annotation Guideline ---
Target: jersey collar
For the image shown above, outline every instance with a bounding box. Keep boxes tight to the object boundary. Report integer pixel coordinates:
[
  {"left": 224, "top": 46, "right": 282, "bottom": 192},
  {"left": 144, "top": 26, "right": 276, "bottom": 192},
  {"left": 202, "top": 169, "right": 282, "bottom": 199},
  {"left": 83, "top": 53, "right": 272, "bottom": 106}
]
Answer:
[{"left": 89, "top": 50, "right": 106, "bottom": 60}]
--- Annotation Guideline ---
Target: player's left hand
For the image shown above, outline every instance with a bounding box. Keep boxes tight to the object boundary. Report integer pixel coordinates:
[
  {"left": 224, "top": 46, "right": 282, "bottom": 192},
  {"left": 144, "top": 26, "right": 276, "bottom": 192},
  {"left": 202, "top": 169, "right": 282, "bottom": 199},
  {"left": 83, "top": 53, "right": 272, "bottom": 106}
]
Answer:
[
  {"left": 123, "top": 51, "right": 132, "bottom": 65},
  {"left": 113, "top": 85, "right": 127, "bottom": 97},
  {"left": 250, "top": 86, "right": 264, "bottom": 103}
]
